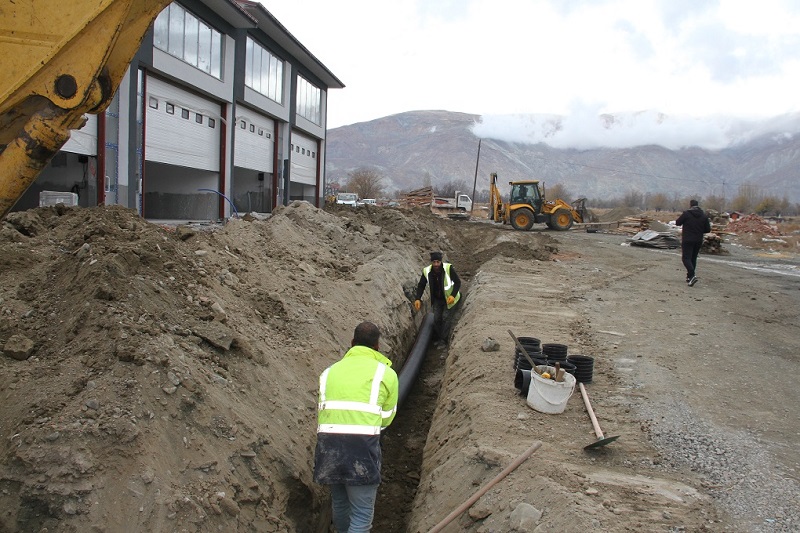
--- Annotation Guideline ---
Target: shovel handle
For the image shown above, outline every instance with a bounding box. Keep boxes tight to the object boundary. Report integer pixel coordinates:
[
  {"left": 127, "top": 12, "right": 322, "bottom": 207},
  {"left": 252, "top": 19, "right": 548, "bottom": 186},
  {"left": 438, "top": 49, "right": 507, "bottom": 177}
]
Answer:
[{"left": 579, "top": 382, "right": 605, "bottom": 440}]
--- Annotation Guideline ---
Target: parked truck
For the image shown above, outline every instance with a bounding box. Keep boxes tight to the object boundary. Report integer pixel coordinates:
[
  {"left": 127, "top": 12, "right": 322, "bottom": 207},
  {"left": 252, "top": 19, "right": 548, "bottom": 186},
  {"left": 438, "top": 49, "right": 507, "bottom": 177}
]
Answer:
[
  {"left": 336, "top": 192, "right": 358, "bottom": 207},
  {"left": 431, "top": 191, "right": 472, "bottom": 212}
]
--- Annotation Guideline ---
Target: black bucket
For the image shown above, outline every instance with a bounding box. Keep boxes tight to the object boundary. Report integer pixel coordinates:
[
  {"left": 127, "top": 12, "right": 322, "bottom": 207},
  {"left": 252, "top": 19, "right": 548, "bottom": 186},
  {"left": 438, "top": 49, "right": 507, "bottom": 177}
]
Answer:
[
  {"left": 514, "top": 369, "right": 531, "bottom": 396},
  {"left": 516, "top": 336, "right": 541, "bottom": 352},
  {"left": 567, "top": 355, "right": 594, "bottom": 383},
  {"left": 514, "top": 342, "right": 542, "bottom": 356},
  {"left": 514, "top": 354, "right": 546, "bottom": 371},
  {"left": 513, "top": 341, "right": 542, "bottom": 370},
  {"left": 515, "top": 356, "right": 533, "bottom": 371},
  {"left": 554, "top": 360, "right": 576, "bottom": 375},
  {"left": 542, "top": 343, "right": 568, "bottom": 362}
]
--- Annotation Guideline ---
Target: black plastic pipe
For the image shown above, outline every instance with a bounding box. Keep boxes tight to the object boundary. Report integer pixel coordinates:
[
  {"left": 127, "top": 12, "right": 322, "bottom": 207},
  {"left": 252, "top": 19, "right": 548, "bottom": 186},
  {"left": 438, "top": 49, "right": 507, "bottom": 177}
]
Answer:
[{"left": 397, "top": 312, "right": 435, "bottom": 407}]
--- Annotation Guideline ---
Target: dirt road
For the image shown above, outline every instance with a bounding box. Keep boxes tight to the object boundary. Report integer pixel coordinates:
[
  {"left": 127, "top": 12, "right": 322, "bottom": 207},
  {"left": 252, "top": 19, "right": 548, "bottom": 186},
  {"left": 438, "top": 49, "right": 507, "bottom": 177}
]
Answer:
[{"left": 405, "top": 224, "right": 800, "bottom": 532}]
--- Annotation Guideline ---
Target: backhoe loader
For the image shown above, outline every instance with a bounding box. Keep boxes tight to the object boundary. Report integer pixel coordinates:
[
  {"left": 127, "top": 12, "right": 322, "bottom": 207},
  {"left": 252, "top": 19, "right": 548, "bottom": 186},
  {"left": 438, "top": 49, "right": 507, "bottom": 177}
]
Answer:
[
  {"left": 0, "top": 0, "right": 172, "bottom": 221},
  {"left": 488, "top": 172, "right": 588, "bottom": 231}
]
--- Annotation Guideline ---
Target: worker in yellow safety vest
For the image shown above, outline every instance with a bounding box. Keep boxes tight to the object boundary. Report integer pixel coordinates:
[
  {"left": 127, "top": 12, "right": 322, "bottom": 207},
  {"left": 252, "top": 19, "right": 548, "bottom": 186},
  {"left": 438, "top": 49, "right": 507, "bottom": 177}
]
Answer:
[
  {"left": 414, "top": 250, "right": 462, "bottom": 345},
  {"left": 313, "top": 321, "right": 399, "bottom": 533}
]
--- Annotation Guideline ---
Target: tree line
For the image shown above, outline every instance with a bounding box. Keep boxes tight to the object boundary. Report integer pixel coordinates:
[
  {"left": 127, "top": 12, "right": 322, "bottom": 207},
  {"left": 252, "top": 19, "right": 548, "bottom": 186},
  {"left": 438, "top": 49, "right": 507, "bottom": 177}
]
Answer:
[{"left": 331, "top": 167, "right": 799, "bottom": 217}]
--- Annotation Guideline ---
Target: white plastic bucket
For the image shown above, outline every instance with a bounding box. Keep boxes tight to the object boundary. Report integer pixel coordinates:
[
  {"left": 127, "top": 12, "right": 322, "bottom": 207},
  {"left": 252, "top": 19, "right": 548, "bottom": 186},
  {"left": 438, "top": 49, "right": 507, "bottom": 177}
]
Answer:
[{"left": 526, "top": 365, "right": 576, "bottom": 414}]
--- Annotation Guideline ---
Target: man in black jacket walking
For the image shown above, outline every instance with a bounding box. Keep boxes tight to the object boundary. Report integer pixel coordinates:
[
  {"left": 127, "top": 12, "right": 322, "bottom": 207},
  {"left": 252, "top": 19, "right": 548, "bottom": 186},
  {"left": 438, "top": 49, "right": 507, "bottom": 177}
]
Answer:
[{"left": 675, "top": 199, "right": 712, "bottom": 286}]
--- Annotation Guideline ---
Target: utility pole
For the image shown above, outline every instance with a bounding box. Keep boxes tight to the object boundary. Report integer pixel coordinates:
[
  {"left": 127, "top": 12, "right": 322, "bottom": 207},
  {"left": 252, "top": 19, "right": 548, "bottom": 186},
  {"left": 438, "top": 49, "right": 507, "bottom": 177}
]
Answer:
[{"left": 470, "top": 139, "right": 482, "bottom": 214}]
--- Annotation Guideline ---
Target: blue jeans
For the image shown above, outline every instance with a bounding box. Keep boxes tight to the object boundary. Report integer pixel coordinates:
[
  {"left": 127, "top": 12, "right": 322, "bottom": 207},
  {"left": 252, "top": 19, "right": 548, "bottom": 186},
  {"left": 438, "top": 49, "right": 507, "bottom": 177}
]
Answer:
[{"left": 330, "top": 483, "right": 378, "bottom": 533}]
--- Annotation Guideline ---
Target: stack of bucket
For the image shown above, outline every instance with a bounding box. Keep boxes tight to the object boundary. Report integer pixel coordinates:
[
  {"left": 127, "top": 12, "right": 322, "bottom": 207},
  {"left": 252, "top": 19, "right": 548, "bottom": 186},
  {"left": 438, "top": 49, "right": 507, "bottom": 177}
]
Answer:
[
  {"left": 513, "top": 337, "right": 542, "bottom": 371},
  {"left": 514, "top": 338, "right": 596, "bottom": 398},
  {"left": 566, "top": 355, "right": 594, "bottom": 384},
  {"left": 541, "top": 343, "right": 576, "bottom": 375},
  {"left": 513, "top": 337, "right": 540, "bottom": 398}
]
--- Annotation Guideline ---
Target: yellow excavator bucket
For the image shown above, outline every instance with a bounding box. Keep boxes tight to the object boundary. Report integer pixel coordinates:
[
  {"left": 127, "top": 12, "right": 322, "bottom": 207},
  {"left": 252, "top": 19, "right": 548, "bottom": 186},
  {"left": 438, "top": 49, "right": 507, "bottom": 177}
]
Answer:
[{"left": 0, "top": 0, "right": 172, "bottom": 220}]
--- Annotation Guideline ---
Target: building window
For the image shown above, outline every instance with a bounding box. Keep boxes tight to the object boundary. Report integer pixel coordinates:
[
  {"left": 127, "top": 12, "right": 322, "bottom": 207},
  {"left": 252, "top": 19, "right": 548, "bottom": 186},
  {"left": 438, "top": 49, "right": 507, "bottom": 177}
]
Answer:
[
  {"left": 154, "top": 3, "right": 223, "bottom": 79},
  {"left": 166, "top": 103, "right": 175, "bottom": 114},
  {"left": 296, "top": 75, "right": 321, "bottom": 125},
  {"left": 196, "top": 114, "right": 203, "bottom": 124},
  {"left": 250, "top": 124, "right": 255, "bottom": 133},
  {"left": 208, "top": 118, "right": 216, "bottom": 128},
  {"left": 240, "top": 120, "right": 246, "bottom": 129},
  {"left": 181, "top": 108, "right": 190, "bottom": 119},
  {"left": 149, "top": 96, "right": 158, "bottom": 109},
  {"left": 245, "top": 36, "right": 283, "bottom": 103}
]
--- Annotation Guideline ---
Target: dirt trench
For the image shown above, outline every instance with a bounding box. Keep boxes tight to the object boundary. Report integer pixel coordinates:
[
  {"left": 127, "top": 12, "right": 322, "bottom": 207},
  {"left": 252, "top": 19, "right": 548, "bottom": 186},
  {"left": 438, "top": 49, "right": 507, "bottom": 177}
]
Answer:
[{"left": 4, "top": 203, "right": 794, "bottom": 532}]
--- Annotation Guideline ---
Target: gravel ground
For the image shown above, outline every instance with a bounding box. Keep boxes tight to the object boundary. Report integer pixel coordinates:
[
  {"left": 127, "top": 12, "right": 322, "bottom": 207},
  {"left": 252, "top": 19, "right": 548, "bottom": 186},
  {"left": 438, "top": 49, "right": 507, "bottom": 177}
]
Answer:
[
  {"left": 641, "top": 397, "right": 799, "bottom": 532},
  {"left": 560, "top": 229, "right": 800, "bottom": 532}
]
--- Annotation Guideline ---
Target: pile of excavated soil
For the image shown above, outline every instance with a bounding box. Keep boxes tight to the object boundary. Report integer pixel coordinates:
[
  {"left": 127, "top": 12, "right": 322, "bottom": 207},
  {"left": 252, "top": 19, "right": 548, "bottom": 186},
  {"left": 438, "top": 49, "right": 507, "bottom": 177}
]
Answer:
[
  {"left": 0, "top": 203, "right": 554, "bottom": 532},
  {"left": 593, "top": 207, "right": 641, "bottom": 223}
]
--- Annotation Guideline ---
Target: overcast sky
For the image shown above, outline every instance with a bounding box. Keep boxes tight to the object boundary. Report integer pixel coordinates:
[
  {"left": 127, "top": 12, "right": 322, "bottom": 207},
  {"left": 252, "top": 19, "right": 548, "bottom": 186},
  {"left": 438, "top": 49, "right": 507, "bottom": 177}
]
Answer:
[{"left": 262, "top": 0, "right": 800, "bottom": 149}]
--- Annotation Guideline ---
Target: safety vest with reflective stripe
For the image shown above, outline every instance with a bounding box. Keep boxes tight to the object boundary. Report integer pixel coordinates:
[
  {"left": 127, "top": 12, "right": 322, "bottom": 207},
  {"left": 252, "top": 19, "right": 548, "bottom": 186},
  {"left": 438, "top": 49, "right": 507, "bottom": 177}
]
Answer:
[
  {"left": 422, "top": 262, "right": 461, "bottom": 309},
  {"left": 317, "top": 345, "right": 398, "bottom": 436}
]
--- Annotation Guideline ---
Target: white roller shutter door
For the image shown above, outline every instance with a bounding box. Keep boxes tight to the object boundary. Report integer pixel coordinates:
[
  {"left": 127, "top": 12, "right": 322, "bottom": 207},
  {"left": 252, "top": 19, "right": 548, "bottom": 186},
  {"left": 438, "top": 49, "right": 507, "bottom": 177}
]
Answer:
[
  {"left": 290, "top": 131, "right": 317, "bottom": 185},
  {"left": 145, "top": 77, "right": 220, "bottom": 171},
  {"left": 63, "top": 114, "right": 97, "bottom": 156},
  {"left": 234, "top": 108, "right": 274, "bottom": 172}
]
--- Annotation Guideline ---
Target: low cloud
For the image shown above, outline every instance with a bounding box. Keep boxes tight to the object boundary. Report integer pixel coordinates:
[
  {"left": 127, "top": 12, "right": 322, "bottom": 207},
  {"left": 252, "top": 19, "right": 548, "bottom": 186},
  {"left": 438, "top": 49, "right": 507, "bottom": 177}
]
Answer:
[{"left": 471, "top": 105, "right": 800, "bottom": 151}]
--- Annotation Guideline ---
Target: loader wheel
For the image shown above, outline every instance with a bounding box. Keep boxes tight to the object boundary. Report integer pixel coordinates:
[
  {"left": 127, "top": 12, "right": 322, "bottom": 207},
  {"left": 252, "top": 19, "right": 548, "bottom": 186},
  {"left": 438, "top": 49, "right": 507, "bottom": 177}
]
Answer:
[
  {"left": 511, "top": 209, "right": 535, "bottom": 231},
  {"left": 551, "top": 208, "right": 573, "bottom": 231}
]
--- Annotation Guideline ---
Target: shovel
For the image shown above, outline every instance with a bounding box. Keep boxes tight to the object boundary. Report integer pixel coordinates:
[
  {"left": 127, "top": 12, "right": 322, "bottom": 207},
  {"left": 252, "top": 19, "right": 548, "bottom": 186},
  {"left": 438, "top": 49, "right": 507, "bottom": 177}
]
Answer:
[{"left": 578, "top": 382, "right": 620, "bottom": 449}]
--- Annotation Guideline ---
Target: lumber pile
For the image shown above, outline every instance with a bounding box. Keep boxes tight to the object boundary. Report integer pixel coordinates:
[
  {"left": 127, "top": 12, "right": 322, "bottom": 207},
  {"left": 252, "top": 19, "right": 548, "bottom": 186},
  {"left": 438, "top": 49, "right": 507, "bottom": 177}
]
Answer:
[
  {"left": 586, "top": 216, "right": 651, "bottom": 235},
  {"left": 399, "top": 186, "right": 433, "bottom": 208},
  {"left": 618, "top": 216, "right": 650, "bottom": 234}
]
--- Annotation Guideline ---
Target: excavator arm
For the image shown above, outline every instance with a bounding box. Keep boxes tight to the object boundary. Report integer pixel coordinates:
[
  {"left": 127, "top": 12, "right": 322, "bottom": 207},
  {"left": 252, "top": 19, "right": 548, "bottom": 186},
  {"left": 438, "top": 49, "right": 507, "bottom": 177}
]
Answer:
[{"left": 0, "top": 0, "right": 172, "bottom": 220}]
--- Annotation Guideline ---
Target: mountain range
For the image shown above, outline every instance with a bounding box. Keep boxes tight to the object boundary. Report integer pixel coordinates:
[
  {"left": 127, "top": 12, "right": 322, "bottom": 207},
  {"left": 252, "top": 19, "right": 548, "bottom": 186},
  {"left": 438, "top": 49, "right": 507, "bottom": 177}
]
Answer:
[{"left": 324, "top": 110, "right": 800, "bottom": 205}]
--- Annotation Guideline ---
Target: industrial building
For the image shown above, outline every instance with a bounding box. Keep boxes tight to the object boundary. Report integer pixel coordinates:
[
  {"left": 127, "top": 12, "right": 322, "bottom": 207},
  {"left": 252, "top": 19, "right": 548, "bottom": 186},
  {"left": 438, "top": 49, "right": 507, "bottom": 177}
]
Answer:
[{"left": 14, "top": 0, "right": 343, "bottom": 221}]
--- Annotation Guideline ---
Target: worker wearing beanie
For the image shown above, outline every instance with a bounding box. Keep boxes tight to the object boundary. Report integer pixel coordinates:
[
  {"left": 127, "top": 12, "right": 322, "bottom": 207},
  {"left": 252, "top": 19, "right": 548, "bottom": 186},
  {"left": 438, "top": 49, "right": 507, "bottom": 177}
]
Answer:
[{"left": 414, "top": 251, "right": 462, "bottom": 345}]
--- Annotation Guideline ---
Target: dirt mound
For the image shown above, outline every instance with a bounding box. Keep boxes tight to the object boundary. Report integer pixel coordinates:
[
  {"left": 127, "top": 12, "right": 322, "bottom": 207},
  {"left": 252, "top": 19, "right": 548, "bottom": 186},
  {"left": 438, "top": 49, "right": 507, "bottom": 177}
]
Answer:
[
  {"left": 594, "top": 206, "right": 641, "bottom": 223},
  {"left": 0, "top": 202, "right": 555, "bottom": 532}
]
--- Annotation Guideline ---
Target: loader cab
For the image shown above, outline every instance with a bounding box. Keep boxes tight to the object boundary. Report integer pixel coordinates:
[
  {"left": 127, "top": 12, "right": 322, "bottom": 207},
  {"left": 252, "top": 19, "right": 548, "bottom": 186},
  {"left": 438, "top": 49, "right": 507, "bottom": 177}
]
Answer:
[{"left": 509, "top": 181, "right": 543, "bottom": 213}]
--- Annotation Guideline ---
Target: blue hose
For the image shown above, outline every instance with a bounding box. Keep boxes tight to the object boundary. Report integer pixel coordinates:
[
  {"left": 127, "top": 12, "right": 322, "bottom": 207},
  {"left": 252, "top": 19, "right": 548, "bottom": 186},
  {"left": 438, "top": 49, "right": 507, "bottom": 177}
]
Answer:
[{"left": 198, "top": 188, "right": 239, "bottom": 219}]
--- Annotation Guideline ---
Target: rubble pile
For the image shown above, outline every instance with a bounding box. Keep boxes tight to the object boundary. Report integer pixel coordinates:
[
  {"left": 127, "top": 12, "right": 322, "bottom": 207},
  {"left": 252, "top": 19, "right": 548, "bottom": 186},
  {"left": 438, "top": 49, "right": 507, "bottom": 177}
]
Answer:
[{"left": 726, "top": 214, "right": 782, "bottom": 236}]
